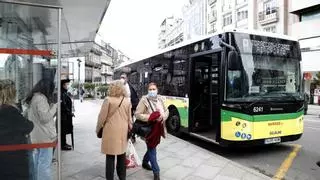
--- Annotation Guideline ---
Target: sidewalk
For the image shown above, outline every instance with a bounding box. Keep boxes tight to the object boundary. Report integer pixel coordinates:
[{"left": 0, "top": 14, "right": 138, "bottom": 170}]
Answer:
[{"left": 60, "top": 100, "right": 271, "bottom": 180}]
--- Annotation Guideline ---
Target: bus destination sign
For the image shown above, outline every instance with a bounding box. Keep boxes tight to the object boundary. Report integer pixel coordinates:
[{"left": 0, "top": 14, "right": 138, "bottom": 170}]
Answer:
[{"left": 242, "top": 39, "right": 291, "bottom": 57}]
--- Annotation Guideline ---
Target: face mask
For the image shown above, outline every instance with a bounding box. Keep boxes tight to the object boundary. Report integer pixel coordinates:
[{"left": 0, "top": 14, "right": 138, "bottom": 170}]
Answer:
[{"left": 148, "top": 90, "right": 158, "bottom": 97}]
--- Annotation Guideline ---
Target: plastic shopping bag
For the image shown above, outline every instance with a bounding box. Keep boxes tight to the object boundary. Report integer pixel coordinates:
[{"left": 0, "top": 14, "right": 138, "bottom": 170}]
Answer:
[{"left": 125, "top": 139, "right": 141, "bottom": 169}]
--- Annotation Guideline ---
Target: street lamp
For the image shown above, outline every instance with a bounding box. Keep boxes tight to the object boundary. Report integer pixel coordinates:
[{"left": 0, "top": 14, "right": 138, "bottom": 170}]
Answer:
[{"left": 77, "top": 58, "right": 81, "bottom": 99}]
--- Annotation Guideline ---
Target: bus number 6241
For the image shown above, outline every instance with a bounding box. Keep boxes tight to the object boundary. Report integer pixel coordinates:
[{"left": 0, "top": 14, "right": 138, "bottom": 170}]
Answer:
[{"left": 253, "top": 107, "right": 263, "bottom": 113}]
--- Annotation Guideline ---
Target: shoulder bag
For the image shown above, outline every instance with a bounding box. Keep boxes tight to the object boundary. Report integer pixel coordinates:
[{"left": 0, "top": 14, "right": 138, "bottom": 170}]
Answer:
[
  {"left": 97, "top": 96, "right": 124, "bottom": 138},
  {"left": 132, "top": 98, "right": 154, "bottom": 138}
]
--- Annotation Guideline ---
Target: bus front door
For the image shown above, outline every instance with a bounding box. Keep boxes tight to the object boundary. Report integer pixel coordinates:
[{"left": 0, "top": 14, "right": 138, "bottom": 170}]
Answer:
[{"left": 190, "top": 53, "right": 220, "bottom": 140}]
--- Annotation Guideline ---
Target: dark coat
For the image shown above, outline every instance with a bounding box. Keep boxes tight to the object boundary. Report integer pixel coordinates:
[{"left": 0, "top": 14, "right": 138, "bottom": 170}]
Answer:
[
  {"left": 128, "top": 83, "right": 139, "bottom": 111},
  {"left": 0, "top": 104, "right": 34, "bottom": 180},
  {"left": 61, "top": 89, "right": 73, "bottom": 134}
]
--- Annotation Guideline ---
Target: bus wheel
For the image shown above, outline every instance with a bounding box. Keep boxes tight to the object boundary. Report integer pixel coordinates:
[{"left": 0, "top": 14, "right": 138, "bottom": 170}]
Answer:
[{"left": 167, "top": 108, "right": 181, "bottom": 136}]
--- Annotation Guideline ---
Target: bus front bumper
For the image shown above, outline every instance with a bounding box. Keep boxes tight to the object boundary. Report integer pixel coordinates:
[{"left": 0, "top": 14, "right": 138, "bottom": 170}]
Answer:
[{"left": 219, "top": 133, "right": 303, "bottom": 147}]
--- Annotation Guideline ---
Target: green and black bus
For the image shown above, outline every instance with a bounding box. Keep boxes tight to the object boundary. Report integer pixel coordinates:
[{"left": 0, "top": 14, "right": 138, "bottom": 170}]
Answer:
[{"left": 114, "top": 29, "right": 304, "bottom": 146}]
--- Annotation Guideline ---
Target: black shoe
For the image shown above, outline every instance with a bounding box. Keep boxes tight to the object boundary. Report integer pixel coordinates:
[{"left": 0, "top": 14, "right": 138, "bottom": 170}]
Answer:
[
  {"left": 131, "top": 136, "right": 136, "bottom": 144},
  {"left": 154, "top": 173, "right": 160, "bottom": 180},
  {"left": 317, "top": 161, "right": 320, "bottom": 167},
  {"left": 62, "top": 145, "right": 72, "bottom": 151},
  {"left": 142, "top": 162, "right": 152, "bottom": 171}
]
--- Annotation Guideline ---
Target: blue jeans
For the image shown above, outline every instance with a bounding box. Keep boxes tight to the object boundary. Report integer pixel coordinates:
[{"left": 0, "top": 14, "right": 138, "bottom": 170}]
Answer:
[
  {"left": 143, "top": 147, "right": 160, "bottom": 174},
  {"left": 33, "top": 148, "right": 53, "bottom": 180}
]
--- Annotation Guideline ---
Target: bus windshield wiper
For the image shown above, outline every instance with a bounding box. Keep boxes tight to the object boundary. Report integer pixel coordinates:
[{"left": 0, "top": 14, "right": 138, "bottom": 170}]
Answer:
[
  {"left": 244, "top": 96, "right": 271, "bottom": 109},
  {"left": 265, "top": 92, "right": 301, "bottom": 101}
]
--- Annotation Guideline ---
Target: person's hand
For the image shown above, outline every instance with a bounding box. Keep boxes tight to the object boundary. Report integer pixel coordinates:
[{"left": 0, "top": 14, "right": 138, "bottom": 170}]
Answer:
[
  {"left": 128, "top": 123, "right": 133, "bottom": 131},
  {"left": 157, "top": 115, "right": 163, "bottom": 122}
]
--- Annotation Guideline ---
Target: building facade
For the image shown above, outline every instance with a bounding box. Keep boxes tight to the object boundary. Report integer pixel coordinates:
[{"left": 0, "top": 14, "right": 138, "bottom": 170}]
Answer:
[
  {"left": 158, "top": 17, "right": 184, "bottom": 49},
  {"left": 183, "top": 0, "right": 207, "bottom": 40},
  {"left": 159, "top": 0, "right": 291, "bottom": 49},
  {"left": 82, "top": 41, "right": 131, "bottom": 84},
  {"left": 207, "top": 0, "right": 289, "bottom": 34},
  {"left": 289, "top": 0, "right": 320, "bottom": 99}
]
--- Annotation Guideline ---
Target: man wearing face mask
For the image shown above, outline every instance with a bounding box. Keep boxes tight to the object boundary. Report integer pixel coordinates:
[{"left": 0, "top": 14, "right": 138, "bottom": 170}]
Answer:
[{"left": 120, "top": 73, "right": 139, "bottom": 142}]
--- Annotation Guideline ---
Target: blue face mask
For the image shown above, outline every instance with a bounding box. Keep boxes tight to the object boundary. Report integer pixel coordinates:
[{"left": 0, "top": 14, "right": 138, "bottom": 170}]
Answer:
[{"left": 148, "top": 90, "right": 158, "bottom": 97}]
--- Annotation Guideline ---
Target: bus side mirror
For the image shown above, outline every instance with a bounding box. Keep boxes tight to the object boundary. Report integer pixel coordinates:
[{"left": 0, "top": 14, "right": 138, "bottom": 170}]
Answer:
[{"left": 228, "top": 51, "right": 241, "bottom": 70}]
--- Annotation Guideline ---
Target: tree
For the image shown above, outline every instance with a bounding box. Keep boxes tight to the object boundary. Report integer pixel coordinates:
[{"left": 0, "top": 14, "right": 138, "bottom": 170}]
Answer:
[
  {"left": 71, "top": 81, "right": 79, "bottom": 89},
  {"left": 83, "top": 83, "right": 95, "bottom": 97},
  {"left": 97, "top": 85, "right": 108, "bottom": 98}
]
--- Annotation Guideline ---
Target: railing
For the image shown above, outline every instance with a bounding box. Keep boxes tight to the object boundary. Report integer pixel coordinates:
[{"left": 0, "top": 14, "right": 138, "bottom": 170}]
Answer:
[{"left": 258, "top": 7, "right": 279, "bottom": 25}]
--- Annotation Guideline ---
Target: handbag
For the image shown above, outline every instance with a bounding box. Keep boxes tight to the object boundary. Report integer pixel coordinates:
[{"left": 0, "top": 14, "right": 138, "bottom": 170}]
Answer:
[
  {"left": 132, "top": 98, "right": 154, "bottom": 138},
  {"left": 97, "top": 96, "right": 124, "bottom": 138}
]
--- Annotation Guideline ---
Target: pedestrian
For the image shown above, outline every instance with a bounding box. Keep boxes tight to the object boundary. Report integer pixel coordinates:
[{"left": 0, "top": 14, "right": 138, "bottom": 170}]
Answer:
[
  {"left": 79, "top": 86, "right": 85, "bottom": 103},
  {"left": 0, "top": 79, "right": 34, "bottom": 180},
  {"left": 96, "top": 80, "right": 132, "bottom": 180},
  {"left": 135, "top": 82, "right": 169, "bottom": 180},
  {"left": 61, "top": 79, "right": 74, "bottom": 150},
  {"left": 120, "top": 73, "right": 139, "bottom": 143},
  {"left": 25, "top": 79, "right": 57, "bottom": 180}
]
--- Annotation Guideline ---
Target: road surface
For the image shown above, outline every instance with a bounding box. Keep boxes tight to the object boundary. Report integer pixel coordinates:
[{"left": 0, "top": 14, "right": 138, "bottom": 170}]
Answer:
[{"left": 181, "top": 105, "right": 320, "bottom": 180}]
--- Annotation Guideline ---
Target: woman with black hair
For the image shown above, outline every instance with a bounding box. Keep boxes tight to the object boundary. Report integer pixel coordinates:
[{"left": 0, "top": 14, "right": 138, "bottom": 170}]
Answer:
[{"left": 25, "top": 79, "right": 57, "bottom": 180}]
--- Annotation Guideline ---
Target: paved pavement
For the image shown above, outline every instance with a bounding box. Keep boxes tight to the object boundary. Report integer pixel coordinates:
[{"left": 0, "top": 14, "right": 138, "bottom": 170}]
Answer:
[{"left": 55, "top": 99, "right": 271, "bottom": 180}]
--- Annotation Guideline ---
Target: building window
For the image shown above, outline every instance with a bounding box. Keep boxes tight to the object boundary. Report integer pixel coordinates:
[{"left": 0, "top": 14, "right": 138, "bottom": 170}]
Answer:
[
  {"left": 222, "top": 0, "right": 232, "bottom": 11},
  {"left": 223, "top": 13, "right": 232, "bottom": 26},
  {"left": 264, "top": 0, "right": 276, "bottom": 15},
  {"left": 301, "top": 8, "right": 320, "bottom": 22},
  {"left": 263, "top": 26, "right": 276, "bottom": 33},
  {"left": 237, "top": 10, "right": 248, "bottom": 21}
]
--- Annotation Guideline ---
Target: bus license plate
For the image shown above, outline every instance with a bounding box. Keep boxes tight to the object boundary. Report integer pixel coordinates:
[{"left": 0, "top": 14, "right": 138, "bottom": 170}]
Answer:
[{"left": 264, "top": 137, "right": 281, "bottom": 144}]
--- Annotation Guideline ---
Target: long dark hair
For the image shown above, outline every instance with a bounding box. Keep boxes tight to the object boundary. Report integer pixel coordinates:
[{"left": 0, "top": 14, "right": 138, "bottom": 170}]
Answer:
[{"left": 25, "top": 79, "right": 55, "bottom": 105}]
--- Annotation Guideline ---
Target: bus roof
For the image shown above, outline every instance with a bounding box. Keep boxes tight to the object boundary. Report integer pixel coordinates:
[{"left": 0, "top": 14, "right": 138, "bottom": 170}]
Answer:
[{"left": 115, "top": 29, "right": 298, "bottom": 70}]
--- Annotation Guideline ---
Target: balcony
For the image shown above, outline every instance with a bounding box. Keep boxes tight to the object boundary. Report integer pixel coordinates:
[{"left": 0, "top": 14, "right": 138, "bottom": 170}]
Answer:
[
  {"left": 209, "top": 0, "right": 217, "bottom": 5},
  {"left": 258, "top": 7, "right": 279, "bottom": 25}
]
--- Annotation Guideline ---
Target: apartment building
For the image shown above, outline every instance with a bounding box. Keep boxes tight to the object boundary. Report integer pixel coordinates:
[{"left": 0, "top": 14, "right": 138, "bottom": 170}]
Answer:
[
  {"left": 289, "top": 0, "right": 320, "bottom": 95},
  {"left": 183, "top": 0, "right": 207, "bottom": 40},
  {"left": 207, "top": 0, "right": 289, "bottom": 34},
  {"left": 83, "top": 42, "right": 129, "bottom": 84},
  {"left": 159, "top": 0, "right": 291, "bottom": 49},
  {"left": 158, "top": 17, "right": 184, "bottom": 49}
]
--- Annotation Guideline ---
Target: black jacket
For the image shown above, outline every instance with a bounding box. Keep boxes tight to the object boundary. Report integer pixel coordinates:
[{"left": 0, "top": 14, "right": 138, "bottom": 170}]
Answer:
[
  {"left": 129, "top": 83, "right": 139, "bottom": 110},
  {"left": 0, "top": 104, "right": 34, "bottom": 180},
  {"left": 61, "top": 89, "right": 73, "bottom": 134}
]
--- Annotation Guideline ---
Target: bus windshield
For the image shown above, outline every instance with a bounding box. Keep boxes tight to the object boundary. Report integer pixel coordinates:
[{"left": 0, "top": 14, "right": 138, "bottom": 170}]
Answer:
[{"left": 226, "top": 33, "right": 303, "bottom": 102}]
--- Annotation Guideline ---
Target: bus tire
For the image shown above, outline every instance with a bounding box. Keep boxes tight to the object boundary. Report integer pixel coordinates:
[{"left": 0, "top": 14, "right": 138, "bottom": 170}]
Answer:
[{"left": 166, "top": 107, "right": 181, "bottom": 136}]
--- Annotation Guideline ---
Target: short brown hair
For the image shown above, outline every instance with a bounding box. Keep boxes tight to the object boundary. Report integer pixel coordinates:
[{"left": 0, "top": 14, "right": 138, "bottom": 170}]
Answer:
[
  {"left": 108, "top": 80, "right": 127, "bottom": 97},
  {"left": 0, "top": 79, "right": 16, "bottom": 105},
  {"left": 148, "top": 82, "right": 157, "bottom": 88}
]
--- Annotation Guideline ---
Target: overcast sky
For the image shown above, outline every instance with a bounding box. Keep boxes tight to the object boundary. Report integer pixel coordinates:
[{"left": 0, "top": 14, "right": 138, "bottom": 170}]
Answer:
[{"left": 97, "top": 0, "right": 188, "bottom": 60}]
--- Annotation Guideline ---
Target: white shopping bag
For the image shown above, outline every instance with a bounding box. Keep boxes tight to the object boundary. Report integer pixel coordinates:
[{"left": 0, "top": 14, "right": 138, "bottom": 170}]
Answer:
[{"left": 125, "top": 139, "right": 141, "bottom": 168}]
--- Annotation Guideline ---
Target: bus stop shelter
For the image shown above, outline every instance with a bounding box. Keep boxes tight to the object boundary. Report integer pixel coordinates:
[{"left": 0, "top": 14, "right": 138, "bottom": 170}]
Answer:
[{"left": 0, "top": 0, "right": 111, "bottom": 179}]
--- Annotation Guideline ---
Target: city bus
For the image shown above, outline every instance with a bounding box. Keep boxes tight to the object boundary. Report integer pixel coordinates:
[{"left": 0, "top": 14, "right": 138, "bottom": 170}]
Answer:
[{"left": 114, "top": 29, "right": 304, "bottom": 146}]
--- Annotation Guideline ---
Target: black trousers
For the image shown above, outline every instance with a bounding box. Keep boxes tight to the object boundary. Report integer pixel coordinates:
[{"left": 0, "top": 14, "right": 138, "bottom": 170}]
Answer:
[
  {"left": 106, "top": 153, "right": 126, "bottom": 180},
  {"left": 61, "top": 132, "right": 67, "bottom": 146}
]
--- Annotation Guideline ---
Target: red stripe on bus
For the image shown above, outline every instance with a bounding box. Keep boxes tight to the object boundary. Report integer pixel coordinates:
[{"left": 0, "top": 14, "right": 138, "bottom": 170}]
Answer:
[
  {"left": 0, "top": 48, "right": 53, "bottom": 56},
  {"left": 0, "top": 142, "right": 57, "bottom": 152}
]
